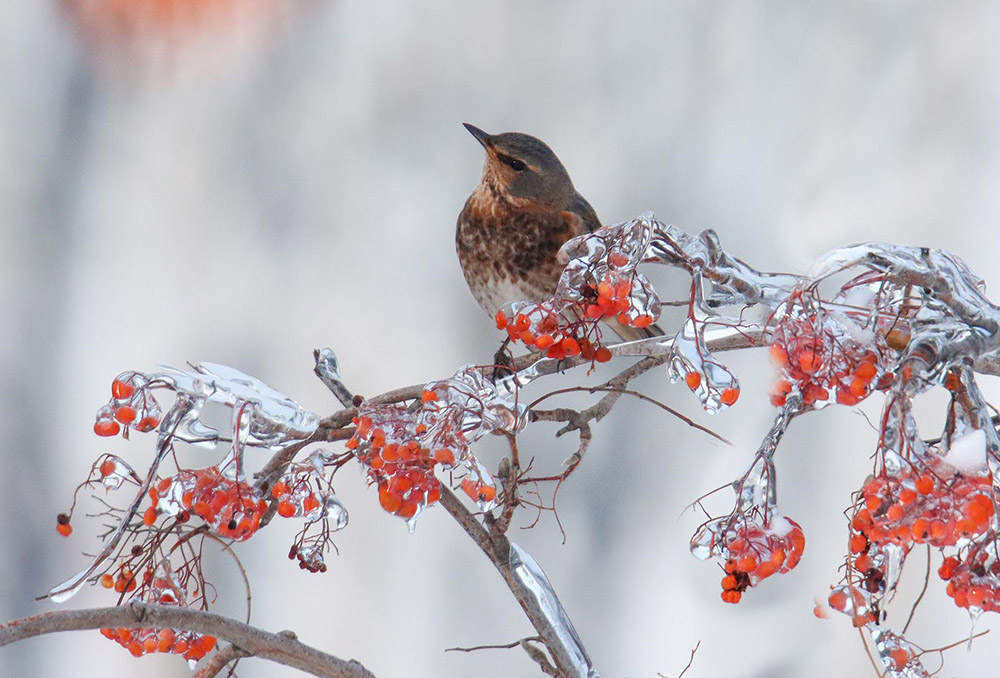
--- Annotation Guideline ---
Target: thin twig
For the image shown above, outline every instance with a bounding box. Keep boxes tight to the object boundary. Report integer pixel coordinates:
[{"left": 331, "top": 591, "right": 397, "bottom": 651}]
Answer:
[
  {"left": 657, "top": 640, "right": 700, "bottom": 678},
  {"left": 444, "top": 635, "right": 543, "bottom": 653}
]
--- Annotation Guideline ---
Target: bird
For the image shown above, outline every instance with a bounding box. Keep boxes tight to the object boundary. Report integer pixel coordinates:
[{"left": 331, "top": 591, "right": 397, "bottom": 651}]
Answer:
[{"left": 455, "top": 123, "right": 661, "bottom": 343}]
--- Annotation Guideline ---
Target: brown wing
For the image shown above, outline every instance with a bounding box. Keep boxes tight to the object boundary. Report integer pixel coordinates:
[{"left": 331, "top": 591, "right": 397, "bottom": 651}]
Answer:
[{"left": 566, "top": 191, "right": 602, "bottom": 232}]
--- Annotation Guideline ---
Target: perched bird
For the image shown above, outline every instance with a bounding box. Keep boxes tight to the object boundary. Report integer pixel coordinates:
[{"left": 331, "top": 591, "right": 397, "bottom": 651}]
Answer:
[{"left": 456, "top": 123, "right": 659, "bottom": 342}]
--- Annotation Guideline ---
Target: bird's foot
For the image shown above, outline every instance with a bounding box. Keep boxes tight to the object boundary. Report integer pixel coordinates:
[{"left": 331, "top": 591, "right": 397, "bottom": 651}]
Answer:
[{"left": 490, "top": 339, "right": 515, "bottom": 383}]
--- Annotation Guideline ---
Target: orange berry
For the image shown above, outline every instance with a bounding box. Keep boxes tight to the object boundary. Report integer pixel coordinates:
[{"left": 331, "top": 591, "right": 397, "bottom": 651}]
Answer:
[
  {"left": 721, "top": 574, "right": 739, "bottom": 590},
  {"left": 534, "top": 333, "right": 555, "bottom": 349},
  {"left": 433, "top": 448, "right": 455, "bottom": 465},
  {"left": 114, "top": 406, "right": 137, "bottom": 424},
  {"left": 632, "top": 314, "right": 653, "bottom": 328},
  {"left": 684, "top": 372, "right": 702, "bottom": 390},
  {"left": 608, "top": 252, "right": 629, "bottom": 267},
  {"left": 56, "top": 522, "right": 72, "bottom": 537},
  {"left": 478, "top": 484, "right": 497, "bottom": 502},
  {"left": 277, "top": 500, "right": 296, "bottom": 518},
  {"left": 769, "top": 344, "right": 789, "bottom": 367},
  {"left": 143, "top": 506, "right": 157, "bottom": 526},
  {"left": 157, "top": 628, "right": 175, "bottom": 653},
  {"left": 797, "top": 350, "right": 821, "bottom": 374},
  {"left": 849, "top": 377, "right": 868, "bottom": 398},
  {"left": 854, "top": 361, "right": 877, "bottom": 381},
  {"left": 721, "top": 589, "right": 742, "bottom": 604},
  {"left": 828, "top": 590, "right": 847, "bottom": 610},
  {"left": 494, "top": 310, "right": 508, "bottom": 329},
  {"left": 849, "top": 534, "right": 867, "bottom": 554},
  {"left": 378, "top": 486, "right": 402, "bottom": 513},
  {"left": 890, "top": 648, "right": 909, "bottom": 670},
  {"left": 271, "top": 480, "right": 289, "bottom": 498},
  {"left": 111, "top": 379, "right": 135, "bottom": 399},
  {"left": 100, "top": 573, "right": 114, "bottom": 588},
  {"left": 99, "top": 459, "right": 117, "bottom": 477},
  {"left": 801, "top": 383, "right": 828, "bottom": 404},
  {"left": 395, "top": 500, "right": 418, "bottom": 519},
  {"left": 561, "top": 337, "right": 580, "bottom": 356},
  {"left": 302, "top": 495, "right": 320, "bottom": 514},
  {"left": 913, "top": 474, "right": 933, "bottom": 494},
  {"left": 594, "top": 346, "right": 612, "bottom": 363},
  {"left": 736, "top": 555, "right": 757, "bottom": 572},
  {"left": 720, "top": 387, "right": 740, "bottom": 406},
  {"left": 515, "top": 314, "right": 530, "bottom": 330},
  {"left": 94, "top": 419, "right": 121, "bottom": 437},
  {"left": 756, "top": 561, "right": 778, "bottom": 579},
  {"left": 421, "top": 389, "right": 437, "bottom": 402},
  {"left": 938, "top": 556, "right": 959, "bottom": 580},
  {"left": 597, "top": 281, "right": 615, "bottom": 299},
  {"left": 886, "top": 504, "right": 904, "bottom": 522},
  {"left": 898, "top": 488, "right": 916, "bottom": 505}
]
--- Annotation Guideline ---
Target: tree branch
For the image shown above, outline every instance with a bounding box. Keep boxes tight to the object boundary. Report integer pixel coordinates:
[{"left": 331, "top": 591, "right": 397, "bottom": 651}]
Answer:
[{"left": 0, "top": 603, "right": 376, "bottom": 678}]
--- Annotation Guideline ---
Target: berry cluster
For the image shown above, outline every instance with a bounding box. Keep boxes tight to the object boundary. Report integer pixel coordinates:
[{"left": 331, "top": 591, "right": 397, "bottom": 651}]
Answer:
[
  {"left": 99, "top": 566, "right": 138, "bottom": 594},
  {"left": 101, "top": 626, "right": 216, "bottom": 661},
  {"left": 580, "top": 270, "right": 656, "bottom": 329},
  {"left": 852, "top": 462, "right": 995, "bottom": 551},
  {"left": 100, "top": 562, "right": 217, "bottom": 661},
  {"left": 94, "top": 374, "right": 162, "bottom": 437},
  {"left": 938, "top": 540, "right": 1000, "bottom": 613},
  {"left": 149, "top": 467, "right": 267, "bottom": 541},
  {"left": 347, "top": 380, "right": 506, "bottom": 520},
  {"left": 768, "top": 294, "right": 891, "bottom": 409},
  {"left": 495, "top": 304, "right": 612, "bottom": 362},
  {"left": 694, "top": 513, "right": 805, "bottom": 603},
  {"left": 271, "top": 476, "right": 327, "bottom": 521},
  {"left": 347, "top": 403, "right": 448, "bottom": 521}
]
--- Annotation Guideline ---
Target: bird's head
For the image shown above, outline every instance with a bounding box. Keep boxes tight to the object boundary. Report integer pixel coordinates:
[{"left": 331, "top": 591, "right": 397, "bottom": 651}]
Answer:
[{"left": 463, "top": 123, "right": 575, "bottom": 208}]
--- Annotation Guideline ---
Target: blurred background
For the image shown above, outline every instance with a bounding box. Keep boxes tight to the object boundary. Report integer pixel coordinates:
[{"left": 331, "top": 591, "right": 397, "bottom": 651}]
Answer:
[{"left": 3, "top": 1, "right": 1000, "bottom": 676}]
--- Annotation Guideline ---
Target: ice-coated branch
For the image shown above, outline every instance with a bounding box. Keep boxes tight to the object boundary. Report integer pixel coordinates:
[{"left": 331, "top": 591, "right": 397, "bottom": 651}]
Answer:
[
  {"left": 0, "top": 603, "right": 376, "bottom": 678},
  {"left": 436, "top": 485, "right": 595, "bottom": 677},
  {"left": 33, "top": 214, "right": 1000, "bottom": 678}
]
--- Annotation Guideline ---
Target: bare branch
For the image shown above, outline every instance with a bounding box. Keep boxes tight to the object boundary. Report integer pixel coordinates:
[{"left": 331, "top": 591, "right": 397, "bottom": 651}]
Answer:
[{"left": 0, "top": 603, "right": 376, "bottom": 678}]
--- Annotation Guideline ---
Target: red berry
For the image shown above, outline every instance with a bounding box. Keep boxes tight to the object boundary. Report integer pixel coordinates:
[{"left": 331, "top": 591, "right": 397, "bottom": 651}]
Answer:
[
  {"left": 94, "top": 419, "right": 121, "bottom": 437},
  {"left": 111, "top": 379, "right": 135, "bottom": 399}
]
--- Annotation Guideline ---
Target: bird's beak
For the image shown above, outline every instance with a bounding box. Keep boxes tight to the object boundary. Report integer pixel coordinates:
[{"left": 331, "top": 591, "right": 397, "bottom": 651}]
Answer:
[{"left": 463, "top": 123, "right": 492, "bottom": 150}]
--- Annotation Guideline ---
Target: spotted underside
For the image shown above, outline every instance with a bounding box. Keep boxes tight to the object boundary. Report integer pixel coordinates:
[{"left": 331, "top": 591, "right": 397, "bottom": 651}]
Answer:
[{"left": 456, "top": 181, "right": 592, "bottom": 314}]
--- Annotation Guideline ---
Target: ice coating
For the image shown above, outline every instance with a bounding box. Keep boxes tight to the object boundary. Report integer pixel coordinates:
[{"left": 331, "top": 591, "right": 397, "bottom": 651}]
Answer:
[
  {"left": 423, "top": 366, "right": 527, "bottom": 444},
  {"left": 509, "top": 542, "right": 598, "bottom": 678},
  {"left": 95, "top": 455, "right": 137, "bottom": 491},
  {"left": 668, "top": 315, "right": 741, "bottom": 414},
  {"left": 348, "top": 366, "right": 521, "bottom": 525},
  {"left": 150, "top": 362, "right": 319, "bottom": 448},
  {"left": 689, "top": 409, "right": 807, "bottom": 600},
  {"left": 867, "top": 626, "right": 931, "bottom": 678}
]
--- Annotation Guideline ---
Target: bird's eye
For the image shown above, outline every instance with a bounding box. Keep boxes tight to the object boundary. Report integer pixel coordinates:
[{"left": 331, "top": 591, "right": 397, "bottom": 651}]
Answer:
[{"left": 498, "top": 154, "right": 526, "bottom": 172}]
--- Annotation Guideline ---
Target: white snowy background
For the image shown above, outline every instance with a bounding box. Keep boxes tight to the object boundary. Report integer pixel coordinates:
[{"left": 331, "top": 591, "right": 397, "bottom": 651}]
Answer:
[{"left": 2, "top": 2, "right": 1000, "bottom": 677}]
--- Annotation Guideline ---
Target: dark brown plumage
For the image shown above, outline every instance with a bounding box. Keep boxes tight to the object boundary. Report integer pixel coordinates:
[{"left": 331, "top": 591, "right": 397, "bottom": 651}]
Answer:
[{"left": 456, "top": 123, "right": 659, "bottom": 341}]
